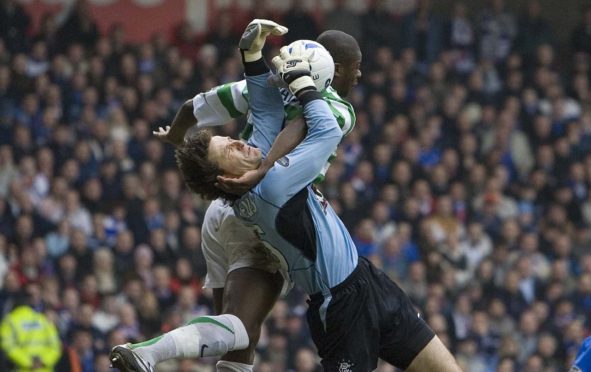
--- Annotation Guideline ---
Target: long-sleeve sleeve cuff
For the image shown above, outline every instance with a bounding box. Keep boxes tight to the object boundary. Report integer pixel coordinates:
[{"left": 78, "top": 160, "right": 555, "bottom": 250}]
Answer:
[{"left": 242, "top": 55, "right": 269, "bottom": 76}]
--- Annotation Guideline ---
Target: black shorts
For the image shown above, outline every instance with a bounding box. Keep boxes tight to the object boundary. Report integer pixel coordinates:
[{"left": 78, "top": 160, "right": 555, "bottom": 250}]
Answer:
[{"left": 306, "top": 257, "right": 434, "bottom": 372}]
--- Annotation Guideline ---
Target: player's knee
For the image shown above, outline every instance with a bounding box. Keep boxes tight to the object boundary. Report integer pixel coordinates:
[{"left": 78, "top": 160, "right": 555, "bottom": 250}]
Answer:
[
  {"left": 222, "top": 312, "right": 262, "bottom": 350},
  {"left": 406, "top": 336, "right": 461, "bottom": 372},
  {"left": 222, "top": 310, "right": 264, "bottom": 346},
  {"left": 243, "top": 339, "right": 258, "bottom": 355},
  {"left": 243, "top": 321, "right": 263, "bottom": 348}
]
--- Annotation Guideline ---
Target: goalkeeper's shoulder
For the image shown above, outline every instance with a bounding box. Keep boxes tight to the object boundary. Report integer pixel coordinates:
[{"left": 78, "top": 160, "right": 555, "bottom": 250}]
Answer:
[{"left": 321, "top": 87, "right": 356, "bottom": 136}]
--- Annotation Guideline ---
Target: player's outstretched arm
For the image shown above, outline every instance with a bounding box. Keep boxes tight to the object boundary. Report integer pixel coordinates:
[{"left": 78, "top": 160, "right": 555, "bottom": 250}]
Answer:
[
  {"left": 232, "top": 19, "right": 294, "bottom": 166},
  {"left": 216, "top": 39, "right": 313, "bottom": 196},
  {"left": 255, "top": 51, "right": 341, "bottom": 204},
  {"left": 153, "top": 99, "right": 196, "bottom": 147}
]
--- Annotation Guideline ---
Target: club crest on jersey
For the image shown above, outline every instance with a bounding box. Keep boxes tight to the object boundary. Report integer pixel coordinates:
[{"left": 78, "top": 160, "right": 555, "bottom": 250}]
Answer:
[
  {"left": 338, "top": 360, "right": 354, "bottom": 372},
  {"left": 238, "top": 195, "right": 257, "bottom": 219},
  {"left": 277, "top": 156, "right": 290, "bottom": 167}
]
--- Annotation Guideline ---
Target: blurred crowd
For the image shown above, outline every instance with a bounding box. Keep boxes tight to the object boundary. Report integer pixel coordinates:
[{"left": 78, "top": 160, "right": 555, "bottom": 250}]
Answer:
[{"left": 1, "top": 0, "right": 591, "bottom": 371}]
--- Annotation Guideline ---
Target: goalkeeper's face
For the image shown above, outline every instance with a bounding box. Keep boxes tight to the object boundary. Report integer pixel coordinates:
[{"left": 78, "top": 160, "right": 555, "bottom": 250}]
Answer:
[{"left": 208, "top": 136, "right": 262, "bottom": 177}]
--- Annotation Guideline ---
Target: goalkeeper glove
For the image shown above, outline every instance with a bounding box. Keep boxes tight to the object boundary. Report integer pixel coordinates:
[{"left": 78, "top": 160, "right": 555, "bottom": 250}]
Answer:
[
  {"left": 272, "top": 44, "right": 316, "bottom": 97},
  {"left": 239, "top": 19, "right": 288, "bottom": 62}
]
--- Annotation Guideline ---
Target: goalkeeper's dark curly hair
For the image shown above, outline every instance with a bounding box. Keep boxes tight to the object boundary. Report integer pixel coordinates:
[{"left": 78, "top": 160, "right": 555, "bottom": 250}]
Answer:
[{"left": 175, "top": 129, "right": 239, "bottom": 202}]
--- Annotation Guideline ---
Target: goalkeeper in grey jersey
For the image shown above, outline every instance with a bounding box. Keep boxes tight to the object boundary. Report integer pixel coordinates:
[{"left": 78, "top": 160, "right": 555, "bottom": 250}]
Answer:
[
  {"left": 111, "top": 19, "right": 460, "bottom": 372},
  {"left": 111, "top": 22, "right": 363, "bottom": 372},
  {"left": 169, "top": 25, "right": 461, "bottom": 372}
]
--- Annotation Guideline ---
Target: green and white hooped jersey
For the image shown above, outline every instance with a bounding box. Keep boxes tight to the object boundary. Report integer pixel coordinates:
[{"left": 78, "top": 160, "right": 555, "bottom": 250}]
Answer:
[{"left": 192, "top": 80, "right": 355, "bottom": 183}]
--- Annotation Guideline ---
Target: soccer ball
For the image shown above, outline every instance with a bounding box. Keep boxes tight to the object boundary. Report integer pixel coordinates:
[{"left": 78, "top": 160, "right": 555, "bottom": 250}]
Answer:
[{"left": 287, "top": 40, "right": 335, "bottom": 92}]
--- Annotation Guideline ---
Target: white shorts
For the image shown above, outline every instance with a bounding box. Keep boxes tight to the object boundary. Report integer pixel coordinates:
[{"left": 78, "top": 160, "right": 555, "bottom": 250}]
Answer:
[{"left": 201, "top": 199, "right": 292, "bottom": 296}]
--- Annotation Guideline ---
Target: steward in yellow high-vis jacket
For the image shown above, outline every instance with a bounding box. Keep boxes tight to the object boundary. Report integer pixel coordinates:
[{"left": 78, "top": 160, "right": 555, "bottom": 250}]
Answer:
[{"left": 0, "top": 303, "right": 61, "bottom": 372}]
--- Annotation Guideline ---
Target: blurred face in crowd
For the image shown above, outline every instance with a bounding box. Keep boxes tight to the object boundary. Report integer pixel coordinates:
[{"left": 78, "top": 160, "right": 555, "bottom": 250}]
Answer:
[
  {"left": 471, "top": 311, "right": 490, "bottom": 335},
  {"left": 115, "top": 230, "right": 134, "bottom": 253},
  {"left": 139, "top": 292, "right": 159, "bottom": 317},
  {"left": 119, "top": 303, "right": 137, "bottom": 326},
  {"left": 124, "top": 279, "right": 143, "bottom": 303},
  {"left": 524, "top": 355, "right": 543, "bottom": 372},
  {"left": 150, "top": 229, "right": 167, "bottom": 251},
  {"left": 392, "top": 161, "right": 412, "bottom": 186},
  {"left": 95, "top": 354, "right": 112, "bottom": 372},
  {"left": 181, "top": 226, "right": 201, "bottom": 250},
  {"left": 537, "top": 333, "right": 557, "bottom": 358},
  {"left": 355, "top": 219, "right": 376, "bottom": 241},
  {"left": 496, "top": 357, "right": 516, "bottom": 372},
  {"left": 153, "top": 266, "right": 171, "bottom": 289},
  {"left": 178, "top": 286, "right": 196, "bottom": 309},
  {"left": 519, "top": 311, "right": 539, "bottom": 336},
  {"left": 162, "top": 170, "right": 181, "bottom": 196},
  {"left": 176, "top": 258, "right": 193, "bottom": 280},
  {"left": 15, "top": 215, "right": 33, "bottom": 241},
  {"left": 295, "top": 348, "right": 318, "bottom": 372},
  {"left": 77, "top": 303, "right": 95, "bottom": 327},
  {"left": 62, "top": 287, "right": 80, "bottom": 311},
  {"left": 73, "top": 330, "right": 93, "bottom": 353},
  {"left": 93, "top": 249, "right": 113, "bottom": 271},
  {"left": 108, "top": 330, "right": 127, "bottom": 350}
]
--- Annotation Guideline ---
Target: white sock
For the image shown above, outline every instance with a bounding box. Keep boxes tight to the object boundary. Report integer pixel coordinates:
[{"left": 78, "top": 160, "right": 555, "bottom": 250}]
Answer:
[
  {"left": 216, "top": 361, "right": 254, "bottom": 372},
  {"left": 129, "top": 314, "right": 249, "bottom": 366}
]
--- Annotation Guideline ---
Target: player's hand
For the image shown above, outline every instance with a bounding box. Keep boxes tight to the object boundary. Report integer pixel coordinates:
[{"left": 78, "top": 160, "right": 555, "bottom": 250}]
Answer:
[
  {"left": 239, "top": 19, "right": 288, "bottom": 62},
  {"left": 272, "top": 45, "right": 315, "bottom": 96},
  {"left": 153, "top": 125, "right": 183, "bottom": 147},
  {"left": 215, "top": 168, "right": 266, "bottom": 195}
]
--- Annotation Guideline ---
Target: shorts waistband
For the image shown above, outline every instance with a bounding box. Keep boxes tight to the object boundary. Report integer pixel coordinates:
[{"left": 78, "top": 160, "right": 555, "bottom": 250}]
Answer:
[{"left": 309, "top": 257, "right": 369, "bottom": 304}]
